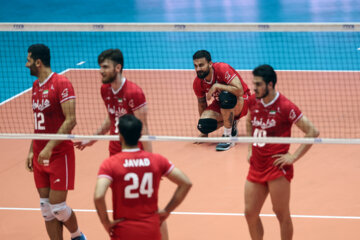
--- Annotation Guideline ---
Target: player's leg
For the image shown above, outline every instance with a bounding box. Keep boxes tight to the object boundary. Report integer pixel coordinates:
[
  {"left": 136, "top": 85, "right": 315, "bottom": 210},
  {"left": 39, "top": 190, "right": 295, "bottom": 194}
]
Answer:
[
  {"left": 268, "top": 176, "right": 293, "bottom": 240},
  {"left": 38, "top": 187, "right": 64, "bottom": 240},
  {"left": 216, "top": 92, "right": 244, "bottom": 150},
  {"left": 197, "top": 109, "right": 223, "bottom": 136},
  {"left": 244, "top": 180, "right": 269, "bottom": 240},
  {"left": 160, "top": 221, "right": 169, "bottom": 240},
  {"left": 48, "top": 150, "right": 86, "bottom": 240}
]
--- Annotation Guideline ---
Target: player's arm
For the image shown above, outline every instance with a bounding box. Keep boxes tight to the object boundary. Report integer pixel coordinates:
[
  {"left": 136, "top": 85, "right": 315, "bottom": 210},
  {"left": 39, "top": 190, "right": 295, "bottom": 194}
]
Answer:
[
  {"left": 38, "top": 99, "right": 76, "bottom": 165},
  {"left": 133, "top": 105, "right": 152, "bottom": 152},
  {"left": 26, "top": 140, "right": 34, "bottom": 172},
  {"left": 94, "top": 177, "right": 123, "bottom": 235},
  {"left": 245, "top": 111, "right": 253, "bottom": 163},
  {"left": 273, "top": 115, "right": 320, "bottom": 168},
  {"left": 197, "top": 96, "right": 208, "bottom": 117},
  {"left": 158, "top": 167, "right": 192, "bottom": 222},
  {"left": 74, "top": 115, "right": 111, "bottom": 150},
  {"left": 207, "top": 77, "right": 244, "bottom": 100}
]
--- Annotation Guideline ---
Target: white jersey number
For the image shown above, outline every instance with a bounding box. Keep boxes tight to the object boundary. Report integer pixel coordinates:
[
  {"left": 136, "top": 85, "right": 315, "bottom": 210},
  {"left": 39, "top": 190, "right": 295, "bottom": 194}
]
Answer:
[
  {"left": 114, "top": 116, "right": 119, "bottom": 134},
  {"left": 253, "top": 128, "right": 267, "bottom": 147},
  {"left": 124, "top": 172, "right": 154, "bottom": 199},
  {"left": 34, "top": 112, "right": 45, "bottom": 130}
]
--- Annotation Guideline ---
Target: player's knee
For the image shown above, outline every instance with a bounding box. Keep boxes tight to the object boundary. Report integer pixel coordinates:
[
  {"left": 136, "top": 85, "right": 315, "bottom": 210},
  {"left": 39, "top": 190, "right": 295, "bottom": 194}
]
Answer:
[
  {"left": 197, "top": 118, "right": 217, "bottom": 134},
  {"left": 219, "top": 91, "right": 237, "bottom": 109},
  {"left": 50, "top": 202, "right": 72, "bottom": 222},
  {"left": 40, "top": 198, "right": 55, "bottom": 221}
]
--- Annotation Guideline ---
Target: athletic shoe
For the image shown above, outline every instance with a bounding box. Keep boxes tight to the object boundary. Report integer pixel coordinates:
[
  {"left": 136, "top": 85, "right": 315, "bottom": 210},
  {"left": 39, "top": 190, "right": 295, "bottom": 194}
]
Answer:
[
  {"left": 71, "top": 233, "right": 86, "bottom": 240},
  {"left": 215, "top": 135, "right": 235, "bottom": 151}
]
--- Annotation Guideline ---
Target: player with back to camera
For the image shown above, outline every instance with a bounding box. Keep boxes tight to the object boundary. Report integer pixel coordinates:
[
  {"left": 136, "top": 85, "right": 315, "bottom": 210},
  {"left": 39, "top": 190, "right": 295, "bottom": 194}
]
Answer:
[
  {"left": 25, "top": 43, "right": 86, "bottom": 240},
  {"left": 244, "top": 64, "right": 319, "bottom": 240},
  {"left": 94, "top": 114, "right": 192, "bottom": 240}
]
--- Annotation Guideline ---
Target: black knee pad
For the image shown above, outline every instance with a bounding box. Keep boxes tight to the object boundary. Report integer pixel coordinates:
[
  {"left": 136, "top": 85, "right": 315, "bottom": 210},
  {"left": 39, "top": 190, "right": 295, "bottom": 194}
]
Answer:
[
  {"left": 197, "top": 118, "right": 217, "bottom": 134},
  {"left": 219, "top": 91, "right": 237, "bottom": 109}
]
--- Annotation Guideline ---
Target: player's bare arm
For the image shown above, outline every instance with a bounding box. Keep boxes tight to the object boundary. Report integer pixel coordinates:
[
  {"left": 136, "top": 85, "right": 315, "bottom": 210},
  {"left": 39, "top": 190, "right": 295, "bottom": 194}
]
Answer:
[
  {"left": 94, "top": 177, "right": 124, "bottom": 235},
  {"left": 26, "top": 141, "right": 34, "bottom": 172},
  {"left": 158, "top": 167, "right": 192, "bottom": 222},
  {"left": 245, "top": 111, "right": 253, "bottom": 163},
  {"left": 74, "top": 115, "right": 111, "bottom": 150},
  {"left": 273, "top": 115, "right": 320, "bottom": 168},
  {"left": 38, "top": 99, "right": 76, "bottom": 165},
  {"left": 197, "top": 96, "right": 208, "bottom": 117},
  {"left": 133, "top": 105, "right": 152, "bottom": 152},
  {"left": 206, "top": 77, "right": 244, "bottom": 101}
]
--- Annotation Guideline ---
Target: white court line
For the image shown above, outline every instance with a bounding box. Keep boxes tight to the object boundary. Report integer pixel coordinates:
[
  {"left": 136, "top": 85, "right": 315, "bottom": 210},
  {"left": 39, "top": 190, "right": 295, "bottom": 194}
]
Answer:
[
  {"left": 1, "top": 207, "right": 359, "bottom": 220},
  {"left": 0, "top": 69, "right": 71, "bottom": 106}
]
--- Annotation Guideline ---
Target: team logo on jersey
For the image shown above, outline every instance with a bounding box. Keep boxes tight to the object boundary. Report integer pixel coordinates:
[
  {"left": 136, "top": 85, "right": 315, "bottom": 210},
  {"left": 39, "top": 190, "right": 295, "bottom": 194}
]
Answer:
[
  {"left": 269, "top": 110, "right": 276, "bottom": 115},
  {"left": 33, "top": 99, "right": 50, "bottom": 111},
  {"left": 42, "top": 90, "right": 49, "bottom": 96},
  {"left": 289, "top": 109, "right": 297, "bottom": 120},
  {"left": 51, "top": 84, "right": 54, "bottom": 90},
  {"left": 252, "top": 116, "right": 276, "bottom": 129},
  {"left": 118, "top": 98, "right": 123, "bottom": 103},
  {"left": 61, "top": 88, "right": 69, "bottom": 98}
]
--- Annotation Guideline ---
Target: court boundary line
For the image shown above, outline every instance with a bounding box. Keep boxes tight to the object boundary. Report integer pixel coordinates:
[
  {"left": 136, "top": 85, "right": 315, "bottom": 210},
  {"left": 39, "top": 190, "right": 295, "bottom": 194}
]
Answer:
[
  {"left": 0, "top": 207, "right": 359, "bottom": 220},
  {"left": 0, "top": 69, "right": 70, "bottom": 106}
]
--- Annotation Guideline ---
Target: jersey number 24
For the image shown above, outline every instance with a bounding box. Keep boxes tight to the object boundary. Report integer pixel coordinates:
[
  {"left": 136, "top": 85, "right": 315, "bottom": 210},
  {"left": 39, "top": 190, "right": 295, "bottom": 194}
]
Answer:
[{"left": 124, "top": 172, "right": 154, "bottom": 199}]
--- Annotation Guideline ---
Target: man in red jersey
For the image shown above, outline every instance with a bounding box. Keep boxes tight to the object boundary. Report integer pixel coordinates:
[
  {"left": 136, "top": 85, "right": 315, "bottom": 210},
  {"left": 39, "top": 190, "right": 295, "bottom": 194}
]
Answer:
[
  {"left": 25, "top": 44, "right": 86, "bottom": 240},
  {"left": 244, "top": 64, "right": 319, "bottom": 240},
  {"left": 74, "top": 49, "right": 151, "bottom": 155},
  {"left": 94, "top": 114, "right": 192, "bottom": 240},
  {"left": 192, "top": 50, "right": 250, "bottom": 151}
]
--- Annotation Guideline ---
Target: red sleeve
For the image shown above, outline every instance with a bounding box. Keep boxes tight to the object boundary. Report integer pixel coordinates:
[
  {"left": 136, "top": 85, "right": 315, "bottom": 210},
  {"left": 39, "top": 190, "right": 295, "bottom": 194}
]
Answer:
[
  {"left": 285, "top": 100, "right": 303, "bottom": 124},
  {"left": 193, "top": 78, "right": 205, "bottom": 98},
  {"left": 98, "top": 158, "right": 113, "bottom": 181},
  {"left": 215, "top": 63, "right": 238, "bottom": 85},
  {"left": 156, "top": 154, "right": 174, "bottom": 176},
  {"left": 56, "top": 76, "right": 76, "bottom": 104},
  {"left": 126, "top": 85, "right": 147, "bottom": 111},
  {"left": 100, "top": 85, "right": 106, "bottom": 103}
]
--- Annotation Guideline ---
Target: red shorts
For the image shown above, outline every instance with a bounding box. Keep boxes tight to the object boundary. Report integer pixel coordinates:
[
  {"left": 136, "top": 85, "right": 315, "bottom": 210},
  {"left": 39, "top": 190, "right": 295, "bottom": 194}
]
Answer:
[
  {"left": 111, "top": 219, "right": 161, "bottom": 240},
  {"left": 247, "top": 157, "right": 294, "bottom": 184},
  {"left": 33, "top": 147, "right": 75, "bottom": 191},
  {"left": 109, "top": 141, "right": 144, "bottom": 156},
  {"left": 206, "top": 94, "right": 249, "bottom": 120}
]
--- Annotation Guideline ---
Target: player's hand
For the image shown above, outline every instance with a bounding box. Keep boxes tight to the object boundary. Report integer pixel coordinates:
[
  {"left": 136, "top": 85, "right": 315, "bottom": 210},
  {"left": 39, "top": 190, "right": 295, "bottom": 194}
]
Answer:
[
  {"left": 272, "top": 153, "right": 296, "bottom": 168},
  {"left": 194, "top": 133, "right": 208, "bottom": 144},
  {"left": 158, "top": 209, "right": 170, "bottom": 223},
  {"left": 103, "top": 218, "right": 124, "bottom": 236},
  {"left": 26, "top": 152, "right": 34, "bottom": 172},
  {"left": 206, "top": 84, "right": 219, "bottom": 101},
  {"left": 38, "top": 147, "right": 52, "bottom": 166},
  {"left": 74, "top": 140, "right": 97, "bottom": 150}
]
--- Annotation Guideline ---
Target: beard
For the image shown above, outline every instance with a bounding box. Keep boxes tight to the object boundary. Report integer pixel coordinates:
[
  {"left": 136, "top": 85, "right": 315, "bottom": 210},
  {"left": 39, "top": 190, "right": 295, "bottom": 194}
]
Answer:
[
  {"left": 196, "top": 68, "right": 210, "bottom": 79},
  {"left": 29, "top": 63, "right": 38, "bottom": 77},
  {"left": 256, "top": 87, "right": 269, "bottom": 99},
  {"left": 102, "top": 71, "right": 117, "bottom": 84}
]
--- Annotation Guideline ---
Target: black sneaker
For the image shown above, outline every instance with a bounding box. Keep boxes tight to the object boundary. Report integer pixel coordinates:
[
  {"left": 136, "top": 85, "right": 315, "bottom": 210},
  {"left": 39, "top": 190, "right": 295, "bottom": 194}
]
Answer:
[
  {"left": 231, "top": 119, "right": 238, "bottom": 137},
  {"left": 216, "top": 135, "right": 235, "bottom": 151}
]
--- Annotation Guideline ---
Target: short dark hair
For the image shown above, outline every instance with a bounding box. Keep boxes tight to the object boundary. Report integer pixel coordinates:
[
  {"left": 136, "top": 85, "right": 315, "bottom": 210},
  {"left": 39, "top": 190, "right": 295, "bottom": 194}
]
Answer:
[
  {"left": 98, "top": 49, "right": 124, "bottom": 72},
  {"left": 252, "top": 64, "right": 277, "bottom": 87},
  {"left": 118, "top": 114, "right": 142, "bottom": 146},
  {"left": 28, "top": 44, "right": 51, "bottom": 67},
  {"left": 193, "top": 50, "right": 211, "bottom": 62}
]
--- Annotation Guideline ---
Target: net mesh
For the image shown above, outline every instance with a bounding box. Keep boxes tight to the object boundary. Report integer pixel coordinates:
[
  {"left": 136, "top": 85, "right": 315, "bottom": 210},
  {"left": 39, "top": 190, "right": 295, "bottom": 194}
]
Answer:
[{"left": 1, "top": 23, "right": 360, "bottom": 140}]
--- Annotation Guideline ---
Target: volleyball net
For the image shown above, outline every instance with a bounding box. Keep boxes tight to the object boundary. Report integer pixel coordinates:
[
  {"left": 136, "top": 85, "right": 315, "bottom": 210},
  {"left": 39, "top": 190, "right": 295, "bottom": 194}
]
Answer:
[{"left": 0, "top": 23, "right": 359, "bottom": 144}]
